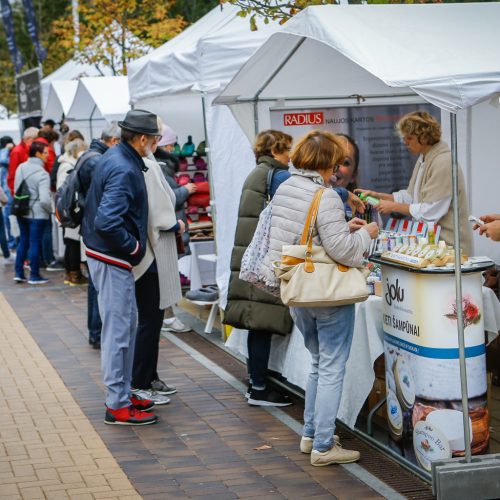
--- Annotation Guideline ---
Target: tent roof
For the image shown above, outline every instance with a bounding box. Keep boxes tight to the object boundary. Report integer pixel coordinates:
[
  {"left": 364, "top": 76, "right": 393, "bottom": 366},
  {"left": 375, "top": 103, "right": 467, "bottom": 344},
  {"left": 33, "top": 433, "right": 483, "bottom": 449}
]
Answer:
[
  {"left": 66, "top": 76, "right": 129, "bottom": 123},
  {"left": 42, "top": 80, "right": 78, "bottom": 122},
  {"left": 128, "top": 4, "right": 280, "bottom": 102},
  {"left": 128, "top": 5, "right": 238, "bottom": 102},
  {"left": 41, "top": 59, "right": 113, "bottom": 106},
  {"left": 216, "top": 3, "right": 500, "bottom": 113}
]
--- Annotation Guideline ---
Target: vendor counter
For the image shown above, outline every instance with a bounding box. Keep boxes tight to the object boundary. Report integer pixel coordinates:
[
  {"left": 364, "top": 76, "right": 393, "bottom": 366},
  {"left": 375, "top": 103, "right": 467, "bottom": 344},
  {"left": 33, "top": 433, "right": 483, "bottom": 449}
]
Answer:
[{"left": 225, "top": 286, "right": 500, "bottom": 430}]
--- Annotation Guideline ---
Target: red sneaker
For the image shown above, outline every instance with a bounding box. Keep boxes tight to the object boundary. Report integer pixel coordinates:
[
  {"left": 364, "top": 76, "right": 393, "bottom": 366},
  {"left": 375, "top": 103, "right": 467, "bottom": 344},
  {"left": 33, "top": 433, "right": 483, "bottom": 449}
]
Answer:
[
  {"left": 104, "top": 405, "right": 157, "bottom": 426},
  {"left": 130, "top": 394, "right": 154, "bottom": 411}
]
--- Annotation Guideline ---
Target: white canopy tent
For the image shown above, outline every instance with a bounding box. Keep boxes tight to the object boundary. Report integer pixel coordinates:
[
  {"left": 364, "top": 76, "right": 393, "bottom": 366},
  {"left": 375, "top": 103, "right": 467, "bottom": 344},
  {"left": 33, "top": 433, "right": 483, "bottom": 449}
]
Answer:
[
  {"left": 0, "top": 119, "right": 21, "bottom": 143},
  {"left": 42, "top": 80, "right": 78, "bottom": 123},
  {"left": 128, "top": 5, "right": 241, "bottom": 141},
  {"left": 215, "top": 3, "right": 500, "bottom": 263},
  {"left": 66, "top": 76, "right": 130, "bottom": 142},
  {"left": 41, "top": 59, "right": 113, "bottom": 107},
  {"left": 215, "top": 2, "right": 500, "bottom": 470}
]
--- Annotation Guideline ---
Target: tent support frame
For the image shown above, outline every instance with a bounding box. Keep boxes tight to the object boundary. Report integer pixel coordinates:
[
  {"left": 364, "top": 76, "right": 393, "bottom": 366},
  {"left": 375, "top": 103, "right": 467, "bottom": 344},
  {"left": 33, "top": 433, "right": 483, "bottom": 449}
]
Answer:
[
  {"left": 252, "top": 36, "right": 306, "bottom": 135},
  {"left": 450, "top": 112, "right": 472, "bottom": 464}
]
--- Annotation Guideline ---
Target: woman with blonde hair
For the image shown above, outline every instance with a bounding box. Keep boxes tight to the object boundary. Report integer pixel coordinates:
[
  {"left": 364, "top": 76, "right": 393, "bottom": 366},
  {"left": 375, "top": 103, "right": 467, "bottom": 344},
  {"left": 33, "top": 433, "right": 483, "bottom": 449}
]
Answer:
[
  {"left": 357, "top": 111, "right": 472, "bottom": 253},
  {"left": 56, "top": 138, "right": 88, "bottom": 285},
  {"left": 269, "top": 130, "right": 379, "bottom": 466}
]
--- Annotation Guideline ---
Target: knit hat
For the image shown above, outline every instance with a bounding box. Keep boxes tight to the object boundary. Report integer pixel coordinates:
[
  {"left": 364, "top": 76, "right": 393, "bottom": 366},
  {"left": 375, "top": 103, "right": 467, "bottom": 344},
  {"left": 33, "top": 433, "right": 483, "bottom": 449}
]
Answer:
[{"left": 157, "top": 124, "right": 177, "bottom": 147}]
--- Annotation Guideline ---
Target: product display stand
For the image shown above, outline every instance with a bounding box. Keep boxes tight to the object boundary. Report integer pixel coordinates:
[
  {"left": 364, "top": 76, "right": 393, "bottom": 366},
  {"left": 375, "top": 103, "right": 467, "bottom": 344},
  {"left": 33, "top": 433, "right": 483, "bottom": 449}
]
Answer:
[{"left": 370, "top": 256, "right": 493, "bottom": 478}]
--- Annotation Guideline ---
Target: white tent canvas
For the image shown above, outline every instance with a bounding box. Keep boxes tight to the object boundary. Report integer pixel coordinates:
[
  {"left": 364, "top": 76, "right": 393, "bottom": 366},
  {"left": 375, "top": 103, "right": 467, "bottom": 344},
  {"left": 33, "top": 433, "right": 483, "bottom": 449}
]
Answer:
[
  {"left": 0, "top": 119, "right": 21, "bottom": 143},
  {"left": 42, "top": 80, "right": 78, "bottom": 123},
  {"left": 41, "top": 58, "right": 113, "bottom": 107},
  {"left": 215, "top": 3, "right": 500, "bottom": 263},
  {"left": 66, "top": 76, "right": 130, "bottom": 141}
]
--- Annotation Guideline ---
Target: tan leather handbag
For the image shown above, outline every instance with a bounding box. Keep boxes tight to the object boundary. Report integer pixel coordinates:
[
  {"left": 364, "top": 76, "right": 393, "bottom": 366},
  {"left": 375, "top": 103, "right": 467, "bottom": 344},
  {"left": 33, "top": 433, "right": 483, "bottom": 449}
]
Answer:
[{"left": 273, "top": 188, "right": 369, "bottom": 307}]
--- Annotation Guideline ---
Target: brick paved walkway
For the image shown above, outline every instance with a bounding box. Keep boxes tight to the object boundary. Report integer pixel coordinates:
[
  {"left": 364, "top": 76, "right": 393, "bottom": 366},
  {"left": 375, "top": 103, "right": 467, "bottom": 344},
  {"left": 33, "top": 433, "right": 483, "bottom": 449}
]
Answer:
[
  {"left": 0, "top": 293, "right": 140, "bottom": 500},
  {"left": 0, "top": 266, "right": 425, "bottom": 499}
]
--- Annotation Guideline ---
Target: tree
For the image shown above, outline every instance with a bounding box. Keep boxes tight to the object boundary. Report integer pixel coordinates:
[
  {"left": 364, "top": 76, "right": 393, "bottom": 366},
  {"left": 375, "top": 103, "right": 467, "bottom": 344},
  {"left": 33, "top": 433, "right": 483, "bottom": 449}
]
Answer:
[
  {"left": 170, "top": 0, "right": 220, "bottom": 24},
  {"left": 51, "top": 0, "right": 186, "bottom": 76}
]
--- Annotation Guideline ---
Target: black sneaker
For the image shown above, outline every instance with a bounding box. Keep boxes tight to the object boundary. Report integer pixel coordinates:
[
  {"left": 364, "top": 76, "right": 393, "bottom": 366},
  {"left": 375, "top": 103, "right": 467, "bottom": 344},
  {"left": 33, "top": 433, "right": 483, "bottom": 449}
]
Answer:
[
  {"left": 45, "top": 260, "right": 65, "bottom": 272},
  {"left": 247, "top": 388, "right": 293, "bottom": 407},
  {"left": 150, "top": 379, "right": 177, "bottom": 395}
]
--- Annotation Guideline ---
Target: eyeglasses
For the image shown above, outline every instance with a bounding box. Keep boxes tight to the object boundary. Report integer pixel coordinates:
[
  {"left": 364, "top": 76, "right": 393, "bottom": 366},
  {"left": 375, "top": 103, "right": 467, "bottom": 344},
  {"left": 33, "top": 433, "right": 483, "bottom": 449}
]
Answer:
[{"left": 336, "top": 158, "right": 352, "bottom": 170}]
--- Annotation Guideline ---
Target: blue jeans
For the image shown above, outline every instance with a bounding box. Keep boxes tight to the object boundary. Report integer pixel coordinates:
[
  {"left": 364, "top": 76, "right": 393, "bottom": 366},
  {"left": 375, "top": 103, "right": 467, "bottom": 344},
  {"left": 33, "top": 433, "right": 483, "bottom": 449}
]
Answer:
[
  {"left": 87, "top": 269, "right": 102, "bottom": 343},
  {"left": 41, "top": 216, "right": 55, "bottom": 264},
  {"left": 15, "top": 217, "right": 47, "bottom": 279},
  {"left": 0, "top": 207, "right": 10, "bottom": 258},
  {"left": 292, "top": 304, "right": 355, "bottom": 453}
]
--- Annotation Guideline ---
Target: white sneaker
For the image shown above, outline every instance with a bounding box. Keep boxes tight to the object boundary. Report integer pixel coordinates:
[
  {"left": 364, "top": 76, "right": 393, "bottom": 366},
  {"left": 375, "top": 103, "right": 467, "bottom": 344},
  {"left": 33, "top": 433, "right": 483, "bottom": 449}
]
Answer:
[
  {"left": 131, "top": 388, "right": 170, "bottom": 405},
  {"left": 161, "top": 317, "right": 191, "bottom": 333}
]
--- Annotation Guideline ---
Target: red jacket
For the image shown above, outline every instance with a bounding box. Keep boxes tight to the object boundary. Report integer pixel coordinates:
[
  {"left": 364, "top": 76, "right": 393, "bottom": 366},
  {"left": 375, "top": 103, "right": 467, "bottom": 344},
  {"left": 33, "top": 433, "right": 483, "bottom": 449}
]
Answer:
[{"left": 7, "top": 141, "right": 29, "bottom": 194}]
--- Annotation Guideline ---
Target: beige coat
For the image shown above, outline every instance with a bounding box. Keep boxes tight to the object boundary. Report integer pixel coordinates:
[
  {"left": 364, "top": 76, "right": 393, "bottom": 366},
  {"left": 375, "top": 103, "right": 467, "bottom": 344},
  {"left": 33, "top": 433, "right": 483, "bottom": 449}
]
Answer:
[
  {"left": 407, "top": 141, "right": 472, "bottom": 254},
  {"left": 133, "top": 155, "right": 181, "bottom": 309},
  {"left": 269, "top": 168, "right": 371, "bottom": 268}
]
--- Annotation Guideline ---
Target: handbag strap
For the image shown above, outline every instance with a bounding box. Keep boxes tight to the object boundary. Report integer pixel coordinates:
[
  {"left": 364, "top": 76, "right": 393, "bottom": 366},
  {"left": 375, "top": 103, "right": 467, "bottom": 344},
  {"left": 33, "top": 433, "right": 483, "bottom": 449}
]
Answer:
[{"left": 300, "top": 188, "right": 325, "bottom": 272}]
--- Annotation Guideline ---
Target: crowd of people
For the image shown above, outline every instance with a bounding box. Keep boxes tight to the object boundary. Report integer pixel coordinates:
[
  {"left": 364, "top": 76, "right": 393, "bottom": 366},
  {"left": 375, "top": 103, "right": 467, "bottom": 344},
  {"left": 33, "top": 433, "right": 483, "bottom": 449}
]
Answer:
[{"left": 0, "top": 109, "right": 497, "bottom": 468}]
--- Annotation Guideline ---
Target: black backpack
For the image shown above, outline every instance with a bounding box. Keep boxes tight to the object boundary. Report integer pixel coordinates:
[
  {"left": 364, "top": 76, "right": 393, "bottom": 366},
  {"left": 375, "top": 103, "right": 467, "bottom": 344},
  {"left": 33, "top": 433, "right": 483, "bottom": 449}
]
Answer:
[
  {"left": 11, "top": 171, "right": 36, "bottom": 217},
  {"left": 55, "top": 150, "right": 99, "bottom": 228}
]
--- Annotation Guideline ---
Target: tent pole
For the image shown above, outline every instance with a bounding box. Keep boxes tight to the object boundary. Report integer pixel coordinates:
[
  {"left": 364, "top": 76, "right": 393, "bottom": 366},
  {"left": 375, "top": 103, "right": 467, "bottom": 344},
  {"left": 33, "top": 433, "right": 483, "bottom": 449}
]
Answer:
[
  {"left": 450, "top": 112, "right": 472, "bottom": 463},
  {"left": 201, "top": 93, "right": 216, "bottom": 244},
  {"left": 89, "top": 104, "right": 97, "bottom": 140},
  {"left": 249, "top": 36, "right": 307, "bottom": 138}
]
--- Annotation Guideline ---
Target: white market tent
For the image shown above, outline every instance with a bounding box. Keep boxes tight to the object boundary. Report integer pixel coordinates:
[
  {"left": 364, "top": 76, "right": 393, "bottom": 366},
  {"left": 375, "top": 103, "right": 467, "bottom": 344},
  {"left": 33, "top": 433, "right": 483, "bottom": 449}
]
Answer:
[
  {"left": 128, "top": 4, "right": 281, "bottom": 304},
  {"left": 215, "top": 2, "right": 500, "bottom": 470},
  {"left": 42, "top": 80, "right": 78, "bottom": 123},
  {"left": 66, "top": 76, "right": 130, "bottom": 141},
  {"left": 128, "top": 5, "right": 239, "bottom": 141},
  {"left": 215, "top": 3, "right": 500, "bottom": 264},
  {"left": 0, "top": 118, "right": 21, "bottom": 143},
  {"left": 41, "top": 58, "right": 113, "bottom": 107}
]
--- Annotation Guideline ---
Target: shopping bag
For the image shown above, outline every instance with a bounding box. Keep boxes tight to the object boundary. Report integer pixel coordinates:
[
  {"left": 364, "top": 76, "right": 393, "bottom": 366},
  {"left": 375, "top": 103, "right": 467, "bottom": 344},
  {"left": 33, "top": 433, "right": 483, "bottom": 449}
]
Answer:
[
  {"left": 273, "top": 188, "right": 369, "bottom": 307},
  {"left": 239, "top": 202, "right": 280, "bottom": 297}
]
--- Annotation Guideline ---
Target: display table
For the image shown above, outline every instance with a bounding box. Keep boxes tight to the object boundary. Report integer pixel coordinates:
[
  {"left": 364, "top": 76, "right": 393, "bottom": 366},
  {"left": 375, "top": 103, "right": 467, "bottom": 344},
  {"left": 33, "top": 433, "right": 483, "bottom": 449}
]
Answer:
[
  {"left": 225, "top": 287, "right": 500, "bottom": 429},
  {"left": 178, "top": 240, "right": 216, "bottom": 291}
]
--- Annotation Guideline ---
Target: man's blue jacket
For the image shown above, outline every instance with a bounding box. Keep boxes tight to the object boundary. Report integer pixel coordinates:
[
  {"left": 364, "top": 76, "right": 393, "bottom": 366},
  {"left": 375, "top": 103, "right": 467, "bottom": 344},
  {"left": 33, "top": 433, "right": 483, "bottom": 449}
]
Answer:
[{"left": 82, "top": 141, "right": 148, "bottom": 270}]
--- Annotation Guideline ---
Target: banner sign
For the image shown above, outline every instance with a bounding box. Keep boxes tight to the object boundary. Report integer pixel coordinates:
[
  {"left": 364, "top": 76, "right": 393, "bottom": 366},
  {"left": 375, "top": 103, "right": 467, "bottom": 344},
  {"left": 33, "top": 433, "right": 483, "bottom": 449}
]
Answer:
[
  {"left": 21, "top": 0, "right": 46, "bottom": 62},
  {"left": 16, "top": 67, "right": 42, "bottom": 118},
  {"left": 270, "top": 103, "right": 439, "bottom": 194},
  {"left": 381, "top": 266, "right": 489, "bottom": 472},
  {"left": 0, "top": 0, "right": 24, "bottom": 73}
]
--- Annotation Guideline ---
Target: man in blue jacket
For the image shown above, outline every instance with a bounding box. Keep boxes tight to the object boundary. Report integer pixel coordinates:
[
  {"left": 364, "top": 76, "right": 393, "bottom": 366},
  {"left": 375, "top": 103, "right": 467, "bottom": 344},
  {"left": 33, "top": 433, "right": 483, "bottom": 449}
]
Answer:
[{"left": 82, "top": 109, "right": 161, "bottom": 426}]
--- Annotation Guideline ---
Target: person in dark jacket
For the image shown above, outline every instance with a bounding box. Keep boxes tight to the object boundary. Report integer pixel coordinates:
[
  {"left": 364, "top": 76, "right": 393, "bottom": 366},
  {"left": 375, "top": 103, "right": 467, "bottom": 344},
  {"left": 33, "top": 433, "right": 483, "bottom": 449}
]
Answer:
[
  {"left": 224, "top": 130, "right": 295, "bottom": 407},
  {"left": 82, "top": 109, "right": 161, "bottom": 427},
  {"left": 78, "top": 123, "right": 121, "bottom": 349}
]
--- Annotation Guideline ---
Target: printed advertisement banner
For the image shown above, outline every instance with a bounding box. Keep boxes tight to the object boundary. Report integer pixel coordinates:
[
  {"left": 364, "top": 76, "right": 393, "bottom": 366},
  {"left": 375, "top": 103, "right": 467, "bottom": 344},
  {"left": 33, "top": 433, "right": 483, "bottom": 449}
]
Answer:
[
  {"left": 269, "top": 104, "right": 439, "bottom": 194},
  {"left": 0, "top": 0, "right": 24, "bottom": 73},
  {"left": 21, "top": 0, "right": 46, "bottom": 62},
  {"left": 16, "top": 68, "right": 42, "bottom": 118},
  {"left": 381, "top": 265, "right": 488, "bottom": 472}
]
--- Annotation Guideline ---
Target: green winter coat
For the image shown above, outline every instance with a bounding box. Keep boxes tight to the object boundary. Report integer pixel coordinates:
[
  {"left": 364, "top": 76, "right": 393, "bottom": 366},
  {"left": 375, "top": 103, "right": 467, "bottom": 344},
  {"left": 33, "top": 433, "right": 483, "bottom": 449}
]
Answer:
[{"left": 224, "top": 156, "right": 293, "bottom": 336}]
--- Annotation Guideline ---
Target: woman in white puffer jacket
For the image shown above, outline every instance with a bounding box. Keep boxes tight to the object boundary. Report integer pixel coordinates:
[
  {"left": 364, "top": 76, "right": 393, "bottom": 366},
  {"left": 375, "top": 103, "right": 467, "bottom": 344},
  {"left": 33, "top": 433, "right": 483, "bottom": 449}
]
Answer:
[{"left": 269, "top": 130, "right": 379, "bottom": 467}]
